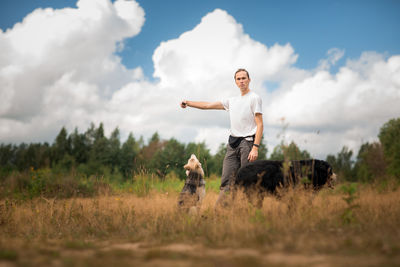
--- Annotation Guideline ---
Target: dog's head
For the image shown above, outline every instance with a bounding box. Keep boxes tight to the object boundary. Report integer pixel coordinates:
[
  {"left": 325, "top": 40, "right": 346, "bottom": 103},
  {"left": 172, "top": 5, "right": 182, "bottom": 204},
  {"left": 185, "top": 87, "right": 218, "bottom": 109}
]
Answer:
[
  {"left": 184, "top": 154, "right": 204, "bottom": 176},
  {"left": 327, "top": 170, "right": 337, "bottom": 189}
]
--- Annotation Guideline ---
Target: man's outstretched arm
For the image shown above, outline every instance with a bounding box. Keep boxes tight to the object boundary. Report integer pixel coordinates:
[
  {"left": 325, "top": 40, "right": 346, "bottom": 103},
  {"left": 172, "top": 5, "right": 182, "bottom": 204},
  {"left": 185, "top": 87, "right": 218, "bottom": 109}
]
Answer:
[{"left": 181, "top": 100, "right": 224, "bottom": 110}]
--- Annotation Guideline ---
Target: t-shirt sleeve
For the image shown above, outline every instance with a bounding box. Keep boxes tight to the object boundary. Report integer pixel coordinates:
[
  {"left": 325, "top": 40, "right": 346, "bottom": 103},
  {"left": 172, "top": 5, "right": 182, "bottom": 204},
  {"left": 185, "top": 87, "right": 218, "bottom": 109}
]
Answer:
[
  {"left": 253, "top": 95, "right": 262, "bottom": 115},
  {"left": 221, "top": 98, "right": 229, "bottom": 111}
]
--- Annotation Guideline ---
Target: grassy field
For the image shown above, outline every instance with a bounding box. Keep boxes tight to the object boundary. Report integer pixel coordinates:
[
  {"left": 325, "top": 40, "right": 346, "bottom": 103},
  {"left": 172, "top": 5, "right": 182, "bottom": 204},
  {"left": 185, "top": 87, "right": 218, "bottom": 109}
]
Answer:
[{"left": 0, "top": 176, "right": 400, "bottom": 266}]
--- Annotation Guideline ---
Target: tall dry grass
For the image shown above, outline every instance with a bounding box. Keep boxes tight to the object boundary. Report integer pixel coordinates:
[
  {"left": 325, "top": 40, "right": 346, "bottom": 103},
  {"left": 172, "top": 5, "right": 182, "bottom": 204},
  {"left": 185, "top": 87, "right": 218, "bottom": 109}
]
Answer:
[{"left": 1, "top": 182, "right": 399, "bottom": 257}]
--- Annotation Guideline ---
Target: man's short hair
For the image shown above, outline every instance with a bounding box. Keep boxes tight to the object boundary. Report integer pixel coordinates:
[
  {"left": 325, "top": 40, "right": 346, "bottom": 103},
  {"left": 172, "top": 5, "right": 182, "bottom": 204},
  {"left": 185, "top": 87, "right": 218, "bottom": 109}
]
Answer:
[{"left": 234, "top": 68, "right": 250, "bottom": 80}]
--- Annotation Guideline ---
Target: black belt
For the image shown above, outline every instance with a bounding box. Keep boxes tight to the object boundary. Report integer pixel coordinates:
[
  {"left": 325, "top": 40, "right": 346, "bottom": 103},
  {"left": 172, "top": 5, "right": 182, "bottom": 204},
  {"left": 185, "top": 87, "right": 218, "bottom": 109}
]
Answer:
[{"left": 228, "top": 134, "right": 255, "bottom": 148}]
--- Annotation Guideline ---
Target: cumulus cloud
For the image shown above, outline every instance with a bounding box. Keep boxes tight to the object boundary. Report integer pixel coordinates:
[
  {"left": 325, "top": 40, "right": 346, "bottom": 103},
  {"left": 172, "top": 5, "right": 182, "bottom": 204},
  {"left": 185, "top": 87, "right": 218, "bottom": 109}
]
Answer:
[
  {"left": 0, "top": 0, "right": 145, "bottom": 141},
  {"left": 150, "top": 9, "right": 304, "bottom": 148},
  {"left": 150, "top": 8, "right": 400, "bottom": 157},
  {"left": 0, "top": 3, "right": 399, "bottom": 159},
  {"left": 153, "top": 9, "right": 300, "bottom": 92},
  {"left": 266, "top": 52, "right": 400, "bottom": 157}
]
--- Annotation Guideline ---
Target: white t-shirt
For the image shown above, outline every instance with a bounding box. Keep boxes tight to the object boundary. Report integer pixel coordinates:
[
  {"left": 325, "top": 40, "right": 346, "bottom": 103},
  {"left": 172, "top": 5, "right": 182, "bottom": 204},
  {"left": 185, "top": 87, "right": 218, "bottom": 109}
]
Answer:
[{"left": 221, "top": 91, "right": 263, "bottom": 137}]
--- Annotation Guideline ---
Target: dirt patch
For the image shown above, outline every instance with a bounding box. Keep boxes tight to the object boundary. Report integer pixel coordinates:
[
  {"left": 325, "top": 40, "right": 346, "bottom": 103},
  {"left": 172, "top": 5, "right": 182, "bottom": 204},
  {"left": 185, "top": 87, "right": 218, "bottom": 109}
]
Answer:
[
  {"left": 1, "top": 241, "right": 399, "bottom": 267},
  {"left": 83, "top": 242, "right": 400, "bottom": 266}
]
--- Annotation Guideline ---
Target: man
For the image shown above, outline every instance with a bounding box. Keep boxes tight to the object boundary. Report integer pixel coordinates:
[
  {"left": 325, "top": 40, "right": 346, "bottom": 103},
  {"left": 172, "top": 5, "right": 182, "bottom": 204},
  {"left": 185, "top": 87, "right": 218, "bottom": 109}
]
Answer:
[{"left": 180, "top": 69, "right": 263, "bottom": 207}]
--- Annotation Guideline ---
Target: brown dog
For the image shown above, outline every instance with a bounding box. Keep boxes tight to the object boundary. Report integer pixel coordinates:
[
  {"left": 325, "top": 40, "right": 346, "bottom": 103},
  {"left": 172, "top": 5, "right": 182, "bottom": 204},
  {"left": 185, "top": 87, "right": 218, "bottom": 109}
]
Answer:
[{"left": 177, "top": 154, "right": 206, "bottom": 214}]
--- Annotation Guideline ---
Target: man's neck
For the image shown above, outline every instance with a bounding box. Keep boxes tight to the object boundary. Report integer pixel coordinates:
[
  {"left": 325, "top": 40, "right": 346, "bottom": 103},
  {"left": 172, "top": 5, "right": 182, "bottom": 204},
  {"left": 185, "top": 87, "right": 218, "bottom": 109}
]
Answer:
[{"left": 240, "top": 88, "right": 250, "bottom": 96}]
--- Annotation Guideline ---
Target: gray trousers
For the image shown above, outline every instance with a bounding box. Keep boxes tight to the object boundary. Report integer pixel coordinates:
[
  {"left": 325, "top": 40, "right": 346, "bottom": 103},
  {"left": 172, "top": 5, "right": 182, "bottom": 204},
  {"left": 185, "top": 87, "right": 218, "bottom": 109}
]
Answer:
[
  {"left": 220, "top": 139, "right": 253, "bottom": 192},
  {"left": 216, "top": 139, "right": 253, "bottom": 207}
]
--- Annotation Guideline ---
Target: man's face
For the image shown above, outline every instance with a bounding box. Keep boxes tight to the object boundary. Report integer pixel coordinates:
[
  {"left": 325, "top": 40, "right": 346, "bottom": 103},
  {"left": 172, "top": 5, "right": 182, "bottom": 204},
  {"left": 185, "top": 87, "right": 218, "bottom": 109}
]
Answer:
[{"left": 235, "top": 71, "right": 250, "bottom": 93}]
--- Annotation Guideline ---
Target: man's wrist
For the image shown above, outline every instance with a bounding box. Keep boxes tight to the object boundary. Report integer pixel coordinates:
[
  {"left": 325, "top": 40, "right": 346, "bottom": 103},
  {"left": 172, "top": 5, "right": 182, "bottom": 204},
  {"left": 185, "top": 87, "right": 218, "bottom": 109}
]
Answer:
[{"left": 253, "top": 143, "right": 259, "bottom": 148}]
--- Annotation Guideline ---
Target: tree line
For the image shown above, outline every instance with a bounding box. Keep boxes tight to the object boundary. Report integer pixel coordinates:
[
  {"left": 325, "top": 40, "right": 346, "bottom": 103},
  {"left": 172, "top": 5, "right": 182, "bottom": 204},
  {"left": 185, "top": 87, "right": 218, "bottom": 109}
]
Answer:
[
  {"left": 0, "top": 122, "right": 265, "bottom": 180},
  {"left": 1, "top": 118, "right": 399, "bottom": 182}
]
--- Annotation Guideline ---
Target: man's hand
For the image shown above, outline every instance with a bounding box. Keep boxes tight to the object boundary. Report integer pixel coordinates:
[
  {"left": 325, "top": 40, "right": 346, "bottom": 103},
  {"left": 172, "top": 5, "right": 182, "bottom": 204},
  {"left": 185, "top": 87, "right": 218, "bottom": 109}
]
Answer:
[
  {"left": 180, "top": 100, "right": 187, "bottom": 108},
  {"left": 248, "top": 146, "right": 258, "bottom": 162}
]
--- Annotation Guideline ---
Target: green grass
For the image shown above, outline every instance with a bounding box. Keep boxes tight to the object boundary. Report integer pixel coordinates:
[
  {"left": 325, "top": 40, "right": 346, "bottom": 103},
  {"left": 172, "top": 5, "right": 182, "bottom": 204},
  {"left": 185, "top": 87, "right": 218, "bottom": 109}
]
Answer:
[{"left": 1, "top": 168, "right": 223, "bottom": 200}]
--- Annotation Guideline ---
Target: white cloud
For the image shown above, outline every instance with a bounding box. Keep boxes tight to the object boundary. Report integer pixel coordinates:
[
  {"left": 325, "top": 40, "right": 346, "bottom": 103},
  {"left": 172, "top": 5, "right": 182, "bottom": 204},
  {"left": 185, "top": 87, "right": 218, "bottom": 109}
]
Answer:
[
  {"left": 318, "top": 48, "right": 345, "bottom": 70},
  {"left": 150, "top": 9, "right": 303, "bottom": 152},
  {"left": 0, "top": 0, "right": 145, "bottom": 141},
  {"left": 0, "top": 4, "right": 399, "bottom": 160},
  {"left": 153, "top": 9, "right": 299, "bottom": 93},
  {"left": 267, "top": 52, "right": 400, "bottom": 157}
]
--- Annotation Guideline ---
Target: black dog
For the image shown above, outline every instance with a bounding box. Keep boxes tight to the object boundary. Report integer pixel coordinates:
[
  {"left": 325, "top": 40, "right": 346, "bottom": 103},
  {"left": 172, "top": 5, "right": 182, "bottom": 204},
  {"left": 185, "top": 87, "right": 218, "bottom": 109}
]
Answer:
[{"left": 235, "top": 159, "right": 336, "bottom": 206}]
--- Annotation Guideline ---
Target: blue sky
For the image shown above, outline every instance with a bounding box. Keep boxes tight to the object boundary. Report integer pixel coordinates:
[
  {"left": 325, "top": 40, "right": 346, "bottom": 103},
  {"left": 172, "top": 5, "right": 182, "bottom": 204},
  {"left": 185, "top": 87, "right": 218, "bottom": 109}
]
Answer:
[
  {"left": 0, "top": 0, "right": 399, "bottom": 158},
  {"left": 2, "top": 0, "right": 399, "bottom": 78}
]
